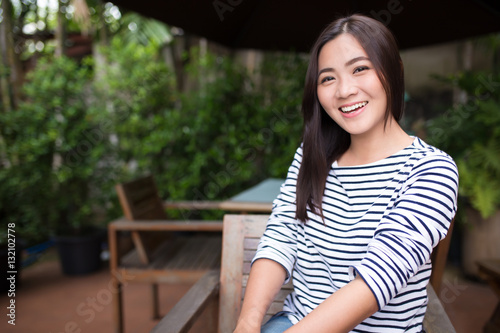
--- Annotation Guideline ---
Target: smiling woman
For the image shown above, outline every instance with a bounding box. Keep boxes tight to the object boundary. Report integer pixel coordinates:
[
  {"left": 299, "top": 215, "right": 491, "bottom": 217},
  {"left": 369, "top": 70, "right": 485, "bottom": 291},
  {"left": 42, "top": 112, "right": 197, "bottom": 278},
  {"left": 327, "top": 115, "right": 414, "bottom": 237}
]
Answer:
[
  {"left": 297, "top": 14, "right": 408, "bottom": 221},
  {"left": 235, "top": 14, "right": 459, "bottom": 333}
]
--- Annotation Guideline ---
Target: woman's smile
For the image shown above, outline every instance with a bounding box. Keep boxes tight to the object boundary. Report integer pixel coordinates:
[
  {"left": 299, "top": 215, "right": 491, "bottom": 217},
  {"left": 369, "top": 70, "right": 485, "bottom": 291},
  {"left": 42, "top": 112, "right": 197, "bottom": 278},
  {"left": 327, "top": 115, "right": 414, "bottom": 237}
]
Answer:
[{"left": 339, "top": 101, "right": 368, "bottom": 115}]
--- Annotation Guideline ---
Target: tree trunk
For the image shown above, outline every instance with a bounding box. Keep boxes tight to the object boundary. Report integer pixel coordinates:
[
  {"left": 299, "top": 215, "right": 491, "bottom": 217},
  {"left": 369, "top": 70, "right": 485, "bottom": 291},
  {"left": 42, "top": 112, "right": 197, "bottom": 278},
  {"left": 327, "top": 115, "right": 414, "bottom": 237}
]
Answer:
[
  {"left": 0, "top": 0, "right": 23, "bottom": 111},
  {"left": 55, "top": 0, "right": 66, "bottom": 57}
]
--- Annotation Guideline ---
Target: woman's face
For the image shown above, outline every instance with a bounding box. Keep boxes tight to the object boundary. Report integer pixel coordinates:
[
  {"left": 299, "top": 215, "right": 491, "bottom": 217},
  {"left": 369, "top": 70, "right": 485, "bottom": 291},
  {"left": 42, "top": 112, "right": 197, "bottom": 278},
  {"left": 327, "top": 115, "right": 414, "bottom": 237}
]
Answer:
[{"left": 317, "top": 33, "right": 388, "bottom": 138}]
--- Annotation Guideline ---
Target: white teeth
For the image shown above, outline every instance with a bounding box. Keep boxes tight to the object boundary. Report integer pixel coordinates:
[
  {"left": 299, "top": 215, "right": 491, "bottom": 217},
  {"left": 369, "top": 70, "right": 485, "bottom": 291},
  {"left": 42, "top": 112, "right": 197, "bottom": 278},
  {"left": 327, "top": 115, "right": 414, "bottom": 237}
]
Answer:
[{"left": 340, "top": 101, "right": 368, "bottom": 113}]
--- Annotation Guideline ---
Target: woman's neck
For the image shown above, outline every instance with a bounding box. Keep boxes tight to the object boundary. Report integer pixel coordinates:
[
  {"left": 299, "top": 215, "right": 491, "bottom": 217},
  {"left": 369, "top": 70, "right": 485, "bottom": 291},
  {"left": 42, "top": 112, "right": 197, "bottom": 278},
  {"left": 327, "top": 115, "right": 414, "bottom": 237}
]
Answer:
[{"left": 338, "top": 120, "right": 414, "bottom": 167}]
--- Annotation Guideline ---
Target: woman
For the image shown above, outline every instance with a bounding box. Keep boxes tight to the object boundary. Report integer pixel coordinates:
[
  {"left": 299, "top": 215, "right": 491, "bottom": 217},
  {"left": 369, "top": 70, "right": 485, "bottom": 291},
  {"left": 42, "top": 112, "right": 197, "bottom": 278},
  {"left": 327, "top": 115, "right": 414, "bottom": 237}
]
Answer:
[{"left": 234, "top": 14, "right": 458, "bottom": 333}]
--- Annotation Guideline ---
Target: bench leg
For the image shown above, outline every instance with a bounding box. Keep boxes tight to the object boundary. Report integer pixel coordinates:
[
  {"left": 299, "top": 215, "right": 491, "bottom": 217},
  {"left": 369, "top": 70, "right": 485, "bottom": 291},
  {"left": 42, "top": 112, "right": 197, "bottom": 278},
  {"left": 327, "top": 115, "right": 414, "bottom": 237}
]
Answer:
[
  {"left": 112, "top": 278, "right": 124, "bottom": 333},
  {"left": 152, "top": 283, "right": 160, "bottom": 319}
]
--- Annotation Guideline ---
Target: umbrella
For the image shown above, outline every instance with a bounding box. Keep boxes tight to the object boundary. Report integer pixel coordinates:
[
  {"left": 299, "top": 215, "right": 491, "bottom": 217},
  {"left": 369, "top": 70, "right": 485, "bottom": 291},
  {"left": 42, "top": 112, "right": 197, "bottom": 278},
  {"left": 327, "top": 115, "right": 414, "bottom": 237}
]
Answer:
[{"left": 111, "top": 0, "right": 500, "bottom": 52}]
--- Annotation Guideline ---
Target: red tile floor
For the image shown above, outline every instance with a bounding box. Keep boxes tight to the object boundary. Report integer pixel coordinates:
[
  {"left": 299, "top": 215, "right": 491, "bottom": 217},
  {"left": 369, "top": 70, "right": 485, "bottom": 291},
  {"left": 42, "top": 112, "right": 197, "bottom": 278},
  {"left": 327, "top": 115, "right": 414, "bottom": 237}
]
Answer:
[{"left": 0, "top": 249, "right": 497, "bottom": 333}]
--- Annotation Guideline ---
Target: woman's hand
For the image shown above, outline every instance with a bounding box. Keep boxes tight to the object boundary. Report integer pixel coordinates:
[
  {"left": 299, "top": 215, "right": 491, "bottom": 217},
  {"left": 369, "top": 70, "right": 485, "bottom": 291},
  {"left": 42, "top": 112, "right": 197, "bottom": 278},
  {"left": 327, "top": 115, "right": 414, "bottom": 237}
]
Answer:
[
  {"left": 285, "top": 276, "right": 378, "bottom": 333},
  {"left": 234, "top": 259, "right": 287, "bottom": 333}
]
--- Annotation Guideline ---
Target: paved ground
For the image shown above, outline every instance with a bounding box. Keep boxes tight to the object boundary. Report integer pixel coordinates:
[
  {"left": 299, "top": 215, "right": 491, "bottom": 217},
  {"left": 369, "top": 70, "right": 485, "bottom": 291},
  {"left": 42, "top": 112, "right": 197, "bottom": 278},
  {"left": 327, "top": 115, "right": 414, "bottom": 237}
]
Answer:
[{"left": 0, "top": 249, "right": 496, "bottom": 333}]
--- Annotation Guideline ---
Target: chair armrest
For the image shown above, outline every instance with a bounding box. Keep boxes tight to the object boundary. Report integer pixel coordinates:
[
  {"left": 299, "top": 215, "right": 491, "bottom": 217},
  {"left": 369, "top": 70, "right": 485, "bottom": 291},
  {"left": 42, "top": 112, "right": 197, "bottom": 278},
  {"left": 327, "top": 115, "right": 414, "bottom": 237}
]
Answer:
[
  {"left": 151, "top": 269, "right": 220, "bottom": 333},
  {"left": 218, "top": 200, "right": 273, "bottom": 212},
  {"left": 423, "top": 284, "right": 456, "bottom": 333},
  {"left": 109, "top": 219, "right": 223, "bottom": 232},
  {"left": 164, "top": 200, "right": 223, "bottom": 210}
]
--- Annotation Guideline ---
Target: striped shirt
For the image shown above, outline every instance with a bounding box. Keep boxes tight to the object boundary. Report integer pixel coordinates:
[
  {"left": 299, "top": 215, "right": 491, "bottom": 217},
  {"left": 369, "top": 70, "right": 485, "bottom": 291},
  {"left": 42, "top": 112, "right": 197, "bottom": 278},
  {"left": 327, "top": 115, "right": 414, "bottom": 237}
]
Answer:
[{"left": 253, "top": 137, "right": 458, "bottom": 332}]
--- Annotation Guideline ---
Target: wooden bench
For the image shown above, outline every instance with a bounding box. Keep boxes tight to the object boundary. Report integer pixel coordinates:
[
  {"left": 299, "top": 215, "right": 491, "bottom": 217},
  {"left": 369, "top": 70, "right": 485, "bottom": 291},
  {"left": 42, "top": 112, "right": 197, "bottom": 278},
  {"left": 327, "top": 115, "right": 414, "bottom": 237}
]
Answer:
[
  {"left": 477, "top": 259, "right": 500, "bottom": 333},
  {"left": 108, "top": 175, "right": 223, "bottom": 333},
  {"left": 152, "top": 214, "right": 456, "bottom": 333}
]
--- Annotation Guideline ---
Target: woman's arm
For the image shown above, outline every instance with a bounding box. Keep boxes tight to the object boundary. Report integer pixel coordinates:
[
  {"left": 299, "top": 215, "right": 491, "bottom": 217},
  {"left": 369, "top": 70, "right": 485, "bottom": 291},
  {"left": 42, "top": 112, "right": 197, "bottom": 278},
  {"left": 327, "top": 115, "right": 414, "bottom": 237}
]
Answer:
[
  {"left": 286, "top": 276, "right": 378, "bottom": 333},
  {"left": 234, "top": 259, "right": 288, "bottom": 333}
]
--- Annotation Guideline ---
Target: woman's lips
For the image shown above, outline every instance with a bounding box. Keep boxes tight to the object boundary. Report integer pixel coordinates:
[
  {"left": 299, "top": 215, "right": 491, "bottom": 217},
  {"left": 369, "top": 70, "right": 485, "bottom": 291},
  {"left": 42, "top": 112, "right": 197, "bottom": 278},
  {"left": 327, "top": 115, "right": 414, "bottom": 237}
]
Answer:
[
  {"left": 339, "top": 101, "right": 368, "bottom": 113},
  {"left": 338, "top": 101, "right": 368, "bottom": 118}
]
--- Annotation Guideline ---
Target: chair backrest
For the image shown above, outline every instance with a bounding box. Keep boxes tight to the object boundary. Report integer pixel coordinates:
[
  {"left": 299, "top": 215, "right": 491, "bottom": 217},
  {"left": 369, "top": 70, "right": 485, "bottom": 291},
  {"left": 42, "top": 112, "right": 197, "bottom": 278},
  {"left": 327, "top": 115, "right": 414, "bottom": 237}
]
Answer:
[
  {"left": 219, "top": 214, "right": 279, "bottom": 332},
  {"left": 429, "top": 218, "right": 455, "bottom": 293},
  {"left": 115, "top": 175, "right": 168, "bottom": 264},
  {"left": 115, "top": 175, "right": 167, "bottom": 220},
  {"left": 219, "top": 214, "right": 455, "bottom": 332}
]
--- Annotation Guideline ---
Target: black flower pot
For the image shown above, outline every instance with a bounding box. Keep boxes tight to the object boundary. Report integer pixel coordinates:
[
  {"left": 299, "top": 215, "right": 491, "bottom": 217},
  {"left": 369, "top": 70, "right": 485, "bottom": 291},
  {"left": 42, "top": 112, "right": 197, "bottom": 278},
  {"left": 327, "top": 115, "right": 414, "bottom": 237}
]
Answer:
[{"left": 53, "top": 228, "right": 106, "bottom": 275}]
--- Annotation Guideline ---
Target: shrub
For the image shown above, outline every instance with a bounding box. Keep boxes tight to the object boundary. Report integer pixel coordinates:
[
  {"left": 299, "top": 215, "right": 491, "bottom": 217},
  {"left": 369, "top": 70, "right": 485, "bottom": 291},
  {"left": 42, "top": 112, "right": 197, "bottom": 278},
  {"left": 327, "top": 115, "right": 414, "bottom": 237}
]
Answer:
[
  {"left": 427, "top": 70, "right": 500, "bottom": 218},
  {"left": 0, "top": 56, "right": 115, "bottom": 243}
]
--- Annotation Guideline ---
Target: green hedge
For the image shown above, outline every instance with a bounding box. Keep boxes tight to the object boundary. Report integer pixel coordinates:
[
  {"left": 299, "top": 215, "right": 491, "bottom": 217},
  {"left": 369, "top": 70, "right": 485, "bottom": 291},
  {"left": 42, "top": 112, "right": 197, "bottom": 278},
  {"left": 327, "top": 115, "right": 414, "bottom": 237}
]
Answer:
[{"left": 0, "top": 41, "right": 307, "bottom": 244}]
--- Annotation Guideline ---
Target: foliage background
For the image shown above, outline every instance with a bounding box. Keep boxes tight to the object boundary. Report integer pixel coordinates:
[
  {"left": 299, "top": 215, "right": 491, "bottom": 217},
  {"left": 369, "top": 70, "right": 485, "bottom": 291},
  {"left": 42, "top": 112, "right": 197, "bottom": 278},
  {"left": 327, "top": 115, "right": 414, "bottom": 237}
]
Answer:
[
  {"left": 0, "top": 21, "right": 307, "bottom": 244},
  {"left": 426, "top": 69, "right": 500, "bottom": 220}
]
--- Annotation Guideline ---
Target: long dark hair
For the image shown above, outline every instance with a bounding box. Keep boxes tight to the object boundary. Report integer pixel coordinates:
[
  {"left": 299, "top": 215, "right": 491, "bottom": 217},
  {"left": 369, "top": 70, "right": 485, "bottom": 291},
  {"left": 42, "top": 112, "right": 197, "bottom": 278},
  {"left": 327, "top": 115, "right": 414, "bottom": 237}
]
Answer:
[{"left": 295, "top": 14, "right": 405, "bottom": 222}]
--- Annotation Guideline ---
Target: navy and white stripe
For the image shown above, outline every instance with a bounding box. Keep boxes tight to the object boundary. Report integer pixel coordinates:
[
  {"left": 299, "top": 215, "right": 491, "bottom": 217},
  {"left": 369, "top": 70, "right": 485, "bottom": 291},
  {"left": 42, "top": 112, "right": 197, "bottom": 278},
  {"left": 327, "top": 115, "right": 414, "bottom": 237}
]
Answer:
[{"left": 253, "top": 137, "right": 458, "bottom": 332}]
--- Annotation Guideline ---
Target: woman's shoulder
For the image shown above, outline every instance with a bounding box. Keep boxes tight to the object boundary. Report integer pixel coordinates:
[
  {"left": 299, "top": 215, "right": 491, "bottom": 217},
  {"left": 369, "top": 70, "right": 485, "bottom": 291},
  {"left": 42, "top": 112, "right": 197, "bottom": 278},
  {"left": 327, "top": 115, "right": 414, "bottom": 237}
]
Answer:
[
  {"left": 408, "top": 137, "right": 458, "bottom": 175},
  {"left": 410, "top": 137, "right": 456, "bottom": 162}
]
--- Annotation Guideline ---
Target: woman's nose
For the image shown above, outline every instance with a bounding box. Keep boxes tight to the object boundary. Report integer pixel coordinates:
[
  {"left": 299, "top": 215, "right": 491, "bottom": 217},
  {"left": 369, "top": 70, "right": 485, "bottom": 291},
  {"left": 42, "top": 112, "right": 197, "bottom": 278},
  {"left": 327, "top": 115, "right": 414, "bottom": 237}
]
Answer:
[{"left": 335, "top": 77, "right": 357, "bottom": 99}]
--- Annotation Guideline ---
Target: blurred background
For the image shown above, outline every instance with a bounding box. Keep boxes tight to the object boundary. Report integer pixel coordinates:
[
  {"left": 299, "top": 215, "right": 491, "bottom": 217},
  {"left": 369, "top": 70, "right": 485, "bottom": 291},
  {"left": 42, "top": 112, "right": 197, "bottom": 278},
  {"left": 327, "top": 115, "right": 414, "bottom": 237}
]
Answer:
[{"left": 1, "top": 0, "right": 500, "bottom": 332}]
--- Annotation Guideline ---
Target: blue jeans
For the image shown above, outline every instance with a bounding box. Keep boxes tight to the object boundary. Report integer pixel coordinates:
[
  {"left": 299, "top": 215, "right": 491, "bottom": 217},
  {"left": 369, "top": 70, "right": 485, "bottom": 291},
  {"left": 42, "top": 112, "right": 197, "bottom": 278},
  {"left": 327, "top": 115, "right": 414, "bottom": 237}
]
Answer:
[{"left": 261, "top": 314, "right": 294, "bottom": 333}]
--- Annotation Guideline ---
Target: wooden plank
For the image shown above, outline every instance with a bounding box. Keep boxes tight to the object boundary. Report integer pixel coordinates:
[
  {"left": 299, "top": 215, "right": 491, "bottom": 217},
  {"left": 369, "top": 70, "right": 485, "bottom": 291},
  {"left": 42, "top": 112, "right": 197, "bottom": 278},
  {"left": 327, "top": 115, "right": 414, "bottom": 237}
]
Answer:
[
  {"left": 151, "top": 270, "right": 220, "bottom": 333},
  {"left": 243, "top": 237, "right": 260, "bottom": 250},
  {"left": 164, "top": 200, "right": 223, "bottom": 210},
  {"left": 131, "top": 199, "right": 165, "bottom": 220},
  {"left": 130, "top": 231, "right": 150, "bottom": 265},
  {"left": 115, "top": 183, "right": 134, "bottom": 220},
  {"left": 219, "top": 215, "right": 246, "bottom": 332},
  {"left": 430, "top": 218, "right": 455, "bottom": 293},
  {"left": 108, "top": 223, "right": 123, "bottom": 333},
  {"left": 110, "top": 220, "right": 223, "bottom": 231},
  {"left": 244, "top": 214, "right": 270, "bottom": 237},
  {"left": 116, "top": 175, "right": 167, "bottom": 220},
  {"left": 164, "top": 236, "right": 222, "bottom": 270},
  {"left": 148, "top": 237, "right": 188, "bottom": 268},
  {"left": 219, "top": 215, "right": 270, "bottom": 332},
  {"left": 116, "top": 268, "right": 209, "bottom": 284},
  {"left": 121, "top": 236, "right": 222, "bottom": 271},
  {"left": 219, "top": 201, "right": 273, "bottom": 212}
]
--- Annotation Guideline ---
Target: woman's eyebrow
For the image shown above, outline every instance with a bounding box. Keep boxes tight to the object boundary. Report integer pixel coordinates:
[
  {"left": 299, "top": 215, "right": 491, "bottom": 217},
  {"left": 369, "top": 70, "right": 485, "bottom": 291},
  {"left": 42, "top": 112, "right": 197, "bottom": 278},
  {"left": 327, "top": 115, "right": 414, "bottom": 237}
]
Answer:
[
  {"left": 317, "top": 56, "right": 370, "bottom": 77},
  {"left": 345, "top": 56, "right": 370, "bottom": 67},
  {"left": 318, "top": 67, "right": 333, "bottom": 76}
]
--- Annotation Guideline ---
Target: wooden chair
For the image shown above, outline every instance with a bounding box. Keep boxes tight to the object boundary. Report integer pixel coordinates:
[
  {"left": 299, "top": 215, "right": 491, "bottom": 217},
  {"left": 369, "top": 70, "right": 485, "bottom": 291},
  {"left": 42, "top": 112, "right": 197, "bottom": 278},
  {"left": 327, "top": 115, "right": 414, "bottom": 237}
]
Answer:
[
  {"left": 108, "top": 175, "right": 224, "bottom": 333},
  {"left": 152, "top": 214, "right": 457, "bottom": 333}
]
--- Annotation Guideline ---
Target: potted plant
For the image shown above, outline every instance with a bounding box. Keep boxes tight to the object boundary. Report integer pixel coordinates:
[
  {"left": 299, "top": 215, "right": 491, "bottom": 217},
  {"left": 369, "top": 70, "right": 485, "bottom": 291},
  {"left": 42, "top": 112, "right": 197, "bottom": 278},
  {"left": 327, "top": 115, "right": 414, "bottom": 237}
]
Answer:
[
  {"left": 0, "top": 56, "right": 115, "bottom": 275},
  {"left": 427, "top": 69, "right": 500, "bottom": 277}
]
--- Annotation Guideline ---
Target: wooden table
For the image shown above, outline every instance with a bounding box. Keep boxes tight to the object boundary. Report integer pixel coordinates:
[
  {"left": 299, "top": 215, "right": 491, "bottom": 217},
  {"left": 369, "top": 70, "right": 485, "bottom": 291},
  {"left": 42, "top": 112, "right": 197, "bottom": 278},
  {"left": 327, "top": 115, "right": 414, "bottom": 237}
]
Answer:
[
  {"left": 219, "top": 178, "right": 284, "bottom": 213},
  {"left": 477, "top": 259, "right": 500, "bottom": 333}
]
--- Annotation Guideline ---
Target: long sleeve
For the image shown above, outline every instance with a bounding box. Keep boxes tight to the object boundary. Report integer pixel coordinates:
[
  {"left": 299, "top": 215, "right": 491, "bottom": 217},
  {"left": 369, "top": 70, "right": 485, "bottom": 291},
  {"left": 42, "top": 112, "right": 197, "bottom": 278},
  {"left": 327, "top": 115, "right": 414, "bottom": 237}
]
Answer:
[
  {"left": 349, "top": 153, "right": 458, "bottom": 309},
  {"left": 252, "top": 147, "right": 303, "bottom": 283}
]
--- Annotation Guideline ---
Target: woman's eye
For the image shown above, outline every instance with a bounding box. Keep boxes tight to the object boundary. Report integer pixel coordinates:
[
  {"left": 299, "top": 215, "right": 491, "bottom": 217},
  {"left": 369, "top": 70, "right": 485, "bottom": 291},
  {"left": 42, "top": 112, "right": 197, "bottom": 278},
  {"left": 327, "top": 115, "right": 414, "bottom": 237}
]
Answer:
[
  {"left": 353, "top": 66, "right": 369, "bottom": 74},
  {"left": 320, "top": 76, "right": 335, "bottom": 84}
]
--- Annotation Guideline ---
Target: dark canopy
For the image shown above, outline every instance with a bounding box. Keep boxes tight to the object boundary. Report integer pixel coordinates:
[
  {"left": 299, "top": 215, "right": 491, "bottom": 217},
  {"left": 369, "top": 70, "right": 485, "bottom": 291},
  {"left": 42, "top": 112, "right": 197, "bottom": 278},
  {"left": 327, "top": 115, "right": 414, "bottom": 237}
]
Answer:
[{"left": 112, "top": 0, "right": 500, "bottom": 52}]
